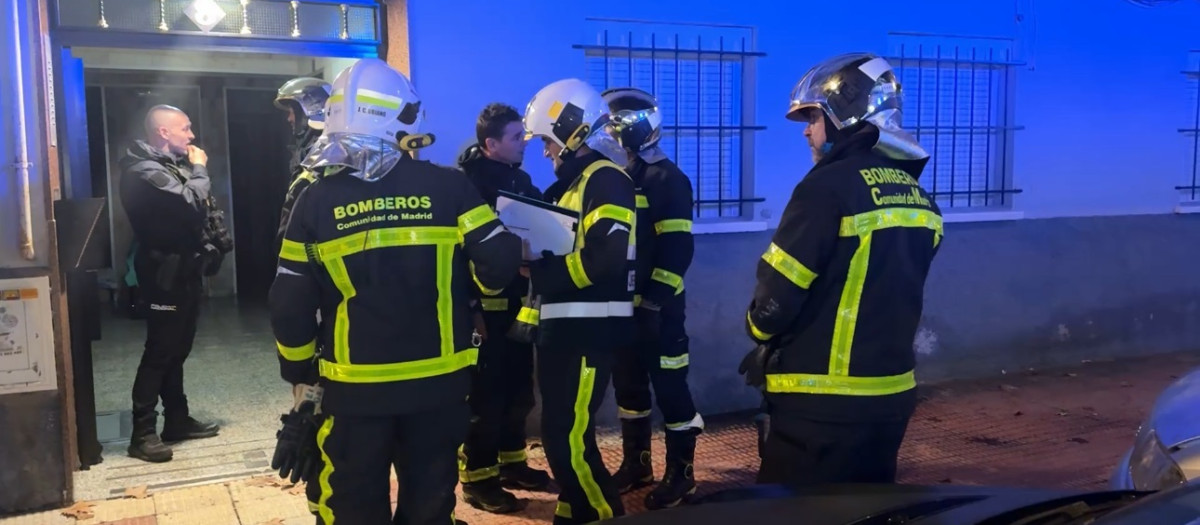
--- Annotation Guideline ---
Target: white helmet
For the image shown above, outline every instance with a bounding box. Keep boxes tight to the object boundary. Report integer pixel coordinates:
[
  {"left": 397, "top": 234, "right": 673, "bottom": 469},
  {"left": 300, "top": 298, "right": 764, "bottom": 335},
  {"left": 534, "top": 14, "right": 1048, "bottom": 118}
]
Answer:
[
  {"left": 523, "top": 78, "right": 609, "bottom": 155},
  {"left": 323, "top": 58, "right": 432, "bottom": 150}
]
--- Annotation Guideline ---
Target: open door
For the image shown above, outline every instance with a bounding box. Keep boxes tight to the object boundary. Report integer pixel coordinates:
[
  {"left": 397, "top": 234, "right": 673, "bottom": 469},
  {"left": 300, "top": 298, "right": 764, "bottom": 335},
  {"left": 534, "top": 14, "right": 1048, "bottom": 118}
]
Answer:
[{"left": 54, "top": 46, "right": 105, "bottom": 469}]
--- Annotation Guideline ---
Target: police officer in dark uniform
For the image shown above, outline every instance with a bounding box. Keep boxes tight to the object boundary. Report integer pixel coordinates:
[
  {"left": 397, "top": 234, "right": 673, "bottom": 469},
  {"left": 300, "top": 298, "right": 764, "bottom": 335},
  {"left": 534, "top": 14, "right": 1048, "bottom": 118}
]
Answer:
[
  {"left": 119, "top": 104, "right": 230, "bottom": 463},
  {"left": 739, "top": 52, "right": 943, "bottom": 486},
  {"left": 522, "top": 78, "right": 636, "bottom": 525},
  {"left": 455, "top": 102, "right": 551, "bottom": 513},
  {"left": 601, "top": 87, "right": 705, "bottom": 509},
  {"left": 273, "top": 77, "right": 331, "bottom": 249},
  {"left": 269, "top": 58, "right": 522, "bottom": 524}
]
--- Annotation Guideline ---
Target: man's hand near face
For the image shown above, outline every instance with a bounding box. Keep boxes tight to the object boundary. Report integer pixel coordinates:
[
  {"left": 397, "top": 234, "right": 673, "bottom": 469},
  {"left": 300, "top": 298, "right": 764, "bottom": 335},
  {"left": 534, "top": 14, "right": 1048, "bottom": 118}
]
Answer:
[{"left": 187, "top": 145, "right": 208, "bottom": 167}]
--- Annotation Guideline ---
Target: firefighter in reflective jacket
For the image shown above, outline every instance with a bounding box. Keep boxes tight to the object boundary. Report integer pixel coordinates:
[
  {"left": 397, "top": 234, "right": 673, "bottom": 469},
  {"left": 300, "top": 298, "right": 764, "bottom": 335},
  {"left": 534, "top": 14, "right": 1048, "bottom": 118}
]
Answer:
[
  {"left": 269, "top": 58, "right": 522, "bottom": 525},
  {"left": 521, "top": 78, "right": 636, "bottom": 525},
  {"left": 601, "top": 87, "right": 704, "bottom": 509},
  {"left": 273, "top": 76, "right": 331, "bottom": 250},
  {"left": 456, "top": 103, "right": 552, "bottom": 514},
  {"left": 739, "top": 52, "right": 943, "bottom": 486}
]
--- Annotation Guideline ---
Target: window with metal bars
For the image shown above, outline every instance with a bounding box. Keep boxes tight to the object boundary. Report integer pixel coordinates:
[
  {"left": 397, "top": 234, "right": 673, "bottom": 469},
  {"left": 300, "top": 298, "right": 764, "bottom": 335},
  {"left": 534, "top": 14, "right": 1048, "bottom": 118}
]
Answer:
[
  {"left": 575, "top": 19, "right": 765, "bottom": 219},
  {"left": 1178, "top": 51, "right": 1200, "bottom": 201},
  {"left": 886, "top": 32, "right": 1023, "bottom": 210}
]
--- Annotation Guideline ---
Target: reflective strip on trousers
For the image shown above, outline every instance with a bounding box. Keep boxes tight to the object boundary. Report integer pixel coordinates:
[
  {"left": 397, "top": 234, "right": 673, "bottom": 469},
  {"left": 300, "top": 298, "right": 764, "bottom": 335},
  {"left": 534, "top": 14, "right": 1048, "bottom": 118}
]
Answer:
[
  {"left": 569, "top": 356, "right": 613, "bottom": 519},
  {"left": 540, "top": 301, "right": 633, "bottom": 320}
]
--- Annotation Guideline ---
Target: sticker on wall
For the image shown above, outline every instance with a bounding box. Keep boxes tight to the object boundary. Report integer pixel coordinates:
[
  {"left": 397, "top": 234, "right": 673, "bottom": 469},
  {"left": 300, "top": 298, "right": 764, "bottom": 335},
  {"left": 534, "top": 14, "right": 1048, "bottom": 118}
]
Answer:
[{"left": 0, "top": 276, "right": 57, "bottom": 395}]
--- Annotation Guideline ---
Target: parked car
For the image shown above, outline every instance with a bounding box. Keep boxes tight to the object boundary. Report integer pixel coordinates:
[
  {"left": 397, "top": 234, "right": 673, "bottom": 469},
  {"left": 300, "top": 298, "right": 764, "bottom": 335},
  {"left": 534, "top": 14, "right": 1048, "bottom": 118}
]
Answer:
[
  {"left": 1110, "top": 365, "right": 1200, "bottom": 491},
  {"left": 610, "top": 481, "right": 1200, "bottom": 524}
]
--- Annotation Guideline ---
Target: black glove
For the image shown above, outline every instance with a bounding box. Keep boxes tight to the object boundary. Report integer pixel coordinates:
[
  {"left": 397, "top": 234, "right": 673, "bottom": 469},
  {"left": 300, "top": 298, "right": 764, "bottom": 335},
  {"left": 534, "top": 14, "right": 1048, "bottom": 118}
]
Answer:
[
  {"left": 738, "top": 343, "right": 778, "bottom": 389},
  {"left": 635, "top": 300, "right": 662, "bottom": 343},
  {"left": 199, "top": 244, "right": 225, "bottom": 277},
  {"left": 271, "top": 397, "right": 323, "bottom": 484}
]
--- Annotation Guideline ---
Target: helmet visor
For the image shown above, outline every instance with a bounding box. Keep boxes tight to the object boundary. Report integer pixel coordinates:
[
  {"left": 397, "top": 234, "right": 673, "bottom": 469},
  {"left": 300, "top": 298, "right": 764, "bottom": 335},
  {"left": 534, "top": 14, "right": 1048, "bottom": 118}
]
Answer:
[{"left": 787, "top": 53, "right": 898, "bottom": 128}]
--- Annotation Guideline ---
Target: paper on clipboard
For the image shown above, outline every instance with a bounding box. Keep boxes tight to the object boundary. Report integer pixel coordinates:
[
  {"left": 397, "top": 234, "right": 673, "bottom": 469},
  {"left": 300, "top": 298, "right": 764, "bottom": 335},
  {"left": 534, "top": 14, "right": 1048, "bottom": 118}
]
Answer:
[{"left": 495, "top": 190, "right": 578, "bottom": 258}]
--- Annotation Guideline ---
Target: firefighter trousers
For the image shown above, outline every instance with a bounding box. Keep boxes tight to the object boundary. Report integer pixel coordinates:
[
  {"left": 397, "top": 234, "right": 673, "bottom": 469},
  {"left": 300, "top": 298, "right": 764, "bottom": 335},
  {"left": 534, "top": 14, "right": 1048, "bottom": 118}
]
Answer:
[
  {"left": 460, "top": 312, "right": 537, "bottom": 480},
  {"left": 309, "top": 401, "right": 471, "bottom": 525},
  {"left": 612, "top": 293, "right": 698, "bottom": 427},
  {"left": 538, "top": 346, "right": 624, "bottom": 524},
  {"left": 756, "top": 406, "right": 912, "bottom": 486},
  {"left": 130, "top": 251, "right": 203, "bottom": 432}
]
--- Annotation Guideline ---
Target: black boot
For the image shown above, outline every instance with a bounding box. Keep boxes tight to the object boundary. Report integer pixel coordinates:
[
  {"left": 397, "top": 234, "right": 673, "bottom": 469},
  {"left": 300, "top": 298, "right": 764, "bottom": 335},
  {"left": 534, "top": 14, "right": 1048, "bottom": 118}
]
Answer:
[
  {"left": 644, "top": 427, "right": 699, "bottom": 509},
  {"left": 128, "top": 415, "right": 172, "bottom": 463},
  {"left": 161, "top": 416, "right": 220, "bottom": 442},
  {"left": 499, "top": 462, "right": 552, "bottom": 491},
  {"left": 462, "top": 477, "right": 527, "bottom": 514},
  {"left": 611, "top": 418, "right": 654, "bottom": 493}
]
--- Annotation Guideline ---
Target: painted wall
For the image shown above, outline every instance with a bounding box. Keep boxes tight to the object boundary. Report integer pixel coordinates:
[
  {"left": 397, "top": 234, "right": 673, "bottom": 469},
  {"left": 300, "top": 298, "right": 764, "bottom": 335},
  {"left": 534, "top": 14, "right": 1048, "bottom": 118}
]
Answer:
[
  {"left": 406, "top": 0, "right": 1200, "bottom": 223},
  {"left": 0, "top": 0, "right": 69, "bottom": 514},
  {"left": 0, "top": 0, "right": 50, "bottom": 269},
  {"left": 404, "top": 0, "right": 1200, "bottom": 423}
]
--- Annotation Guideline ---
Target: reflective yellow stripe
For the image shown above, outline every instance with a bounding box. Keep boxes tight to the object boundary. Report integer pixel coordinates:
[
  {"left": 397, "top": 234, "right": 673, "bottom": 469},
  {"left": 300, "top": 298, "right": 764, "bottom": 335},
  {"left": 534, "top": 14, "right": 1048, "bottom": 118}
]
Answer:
[
  {"left": 765, "top": 370, "right": 916, "bottom": 396},
  {"left": 632, "top": 294, "right": 642, "bottom": 307},
  {"left": 318, "top": 349, "right": 478, "bottom": 384},
  {"left": 761, "top": 242, "right": 817, "bottom": 289},
  {"left": 498, "top": 449, "right": 527, "bottom": 464},
  {"left": 565, "top": 252, "right": 592, "bottom": 288},
  {"left": 636, "top": 194, "right": 649, "bottom": 209},
  {"left": 660, "top": 353, "right": 689, "bottom": 370},
  {"left": 458, "top": 204, "right": 497, "bottom": 239},
  {"left": 839, "top": 207, "right": 943, "bottom": 239},
  {"left": 327, "top": 258, "right": 355, "bottom": 366},
  {"left": 746, "top": 312, "right": 774, "bottom": 341},
  {"left": 618, "top": 406, "right": 651, "bottom": 419},
  {"left": 458, "top": 465, "right": 499, "bottom": 483},
  {"left": 481, "top": 298, "right": 509, "bottom": 311},
  {"left": 328, "top": 91, "right": 402, "bottom": 110},
  {"left": 654, "top": 219, "right": 692, "bottom": 235},
  {"left": 830, "top": 233, "right": 871, "bottom": 377},
  {"left": 651, "top": 268, "right": 684, "bottom": 294},
  {"left": 436, "top": 244, "right": 454, "bottom": 357},
  {"left": 279, "top": 239, "right": 308, "bottom": 263},
  {"left": 471, "top": 261, "right": 503, "bottom": 296},
  {"left": 556, "top": 502, "right": 572, "bottom": 519},
  {"left": 570, "top": 357, "right": 613, "bottom": 519},
  {"left": 277, "top": 340, "right": 316, "bottom": 361},
  {"left": 306, "top": 501, "right": 319, "bottom": 513},
  {"left": 316, "top": 416, "right": 335, "bottom": 524},
  {"left": 582, "top": 204, "right": 635, "bottom": 235},
  {"left": 316, "top": 226, "right": 460, "bottom": 260},
  {"left": 516, "top": 306, "right": 539, "bottom": 325}
]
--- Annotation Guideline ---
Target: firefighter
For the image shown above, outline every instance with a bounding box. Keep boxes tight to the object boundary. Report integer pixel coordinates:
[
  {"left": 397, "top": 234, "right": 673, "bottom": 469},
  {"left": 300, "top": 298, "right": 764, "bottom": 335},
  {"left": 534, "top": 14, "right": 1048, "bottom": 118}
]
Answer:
[
  {"left": 521, "top": 78, "right": 636, "bottom": 525},
  {"left": 738, "top": 52, "right": 944, "bottom": 486},
  {"left": 456, "top": 102, "right": 551, "bottom": 513},
  {"left": 273, "top": 77, "right": 332, "bottom": 249},
  {"left": 268, "top": 58, "right": 522, "bottom": 524},
  {"left": 601, "top": 87, "right": 704, "bottom": 509}
]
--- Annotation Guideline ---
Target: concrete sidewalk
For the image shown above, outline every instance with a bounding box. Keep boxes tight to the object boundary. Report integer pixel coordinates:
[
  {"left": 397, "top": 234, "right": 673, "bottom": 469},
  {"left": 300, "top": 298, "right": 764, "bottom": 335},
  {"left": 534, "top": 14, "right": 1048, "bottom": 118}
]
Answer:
[{"left": 6, "top": 350, "right": 1197, "bottom": 525}]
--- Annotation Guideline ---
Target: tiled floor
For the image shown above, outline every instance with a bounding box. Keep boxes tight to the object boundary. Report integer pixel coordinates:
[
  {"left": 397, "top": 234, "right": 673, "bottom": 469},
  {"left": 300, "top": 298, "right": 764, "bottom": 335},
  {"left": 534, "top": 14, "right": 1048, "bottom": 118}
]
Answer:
[{"left": 7, "top": 350, "right": 1197, "bottom": 525}]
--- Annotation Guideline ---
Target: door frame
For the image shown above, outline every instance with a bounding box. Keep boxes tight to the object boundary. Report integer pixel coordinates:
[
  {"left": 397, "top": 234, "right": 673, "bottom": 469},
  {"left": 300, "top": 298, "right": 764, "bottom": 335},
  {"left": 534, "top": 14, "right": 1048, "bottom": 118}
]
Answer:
[{"left": 47, "top": 2, "right": 388, "bottom": 503}]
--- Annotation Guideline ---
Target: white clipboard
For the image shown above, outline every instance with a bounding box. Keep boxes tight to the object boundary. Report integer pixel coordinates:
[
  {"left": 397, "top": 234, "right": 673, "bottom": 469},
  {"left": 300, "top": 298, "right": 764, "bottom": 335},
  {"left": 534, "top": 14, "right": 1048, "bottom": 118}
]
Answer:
[{"left": 495, "top": 190, "right": 578, "bottom": 258}]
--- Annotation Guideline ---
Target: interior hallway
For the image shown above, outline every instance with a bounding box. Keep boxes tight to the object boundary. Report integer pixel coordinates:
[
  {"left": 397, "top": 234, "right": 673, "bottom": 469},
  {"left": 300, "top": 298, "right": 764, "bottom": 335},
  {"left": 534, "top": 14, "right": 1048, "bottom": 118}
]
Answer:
[
  {"left": 75, "top": 298, "right": 288, "bottom": 502},
  {"left": 24, "top": 349, "right": 1196, "bottom": 524}
]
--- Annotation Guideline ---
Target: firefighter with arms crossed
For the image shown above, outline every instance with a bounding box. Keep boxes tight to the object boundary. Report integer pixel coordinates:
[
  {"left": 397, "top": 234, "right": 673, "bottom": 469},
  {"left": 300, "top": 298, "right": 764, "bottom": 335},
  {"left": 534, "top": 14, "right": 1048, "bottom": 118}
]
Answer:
[
  {"left": 521, "top": 78, "right": 636, "bottom": 524},
  {"left": 601, "top": 87, "right": 705, "bottom": 508},
  {"left": 273, "top": 76, "right": 331, "bottom": 249},
  {"left": 739, "top": 52, "right": 943, "bottom": 486},
  {"left": 455, "top": 103, "right": 551, "bottom": 513},
  {"left": 268, "top": 58, "right": 522, "bottom": 524}
]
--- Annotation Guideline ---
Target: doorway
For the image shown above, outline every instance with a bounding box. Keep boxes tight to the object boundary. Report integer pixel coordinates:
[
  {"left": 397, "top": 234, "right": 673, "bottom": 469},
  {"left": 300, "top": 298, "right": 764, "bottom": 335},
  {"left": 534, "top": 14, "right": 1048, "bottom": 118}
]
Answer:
[{"left": 60, "top": 48, "right": 355, "bottom": 501}]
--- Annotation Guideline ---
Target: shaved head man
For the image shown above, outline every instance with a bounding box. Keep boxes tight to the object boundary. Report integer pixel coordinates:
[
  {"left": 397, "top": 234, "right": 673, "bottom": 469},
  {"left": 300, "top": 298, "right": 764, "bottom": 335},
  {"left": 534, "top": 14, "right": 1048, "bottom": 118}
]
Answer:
[{"left": 118, "top": 103, "right": 226, "bottom": 463}]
